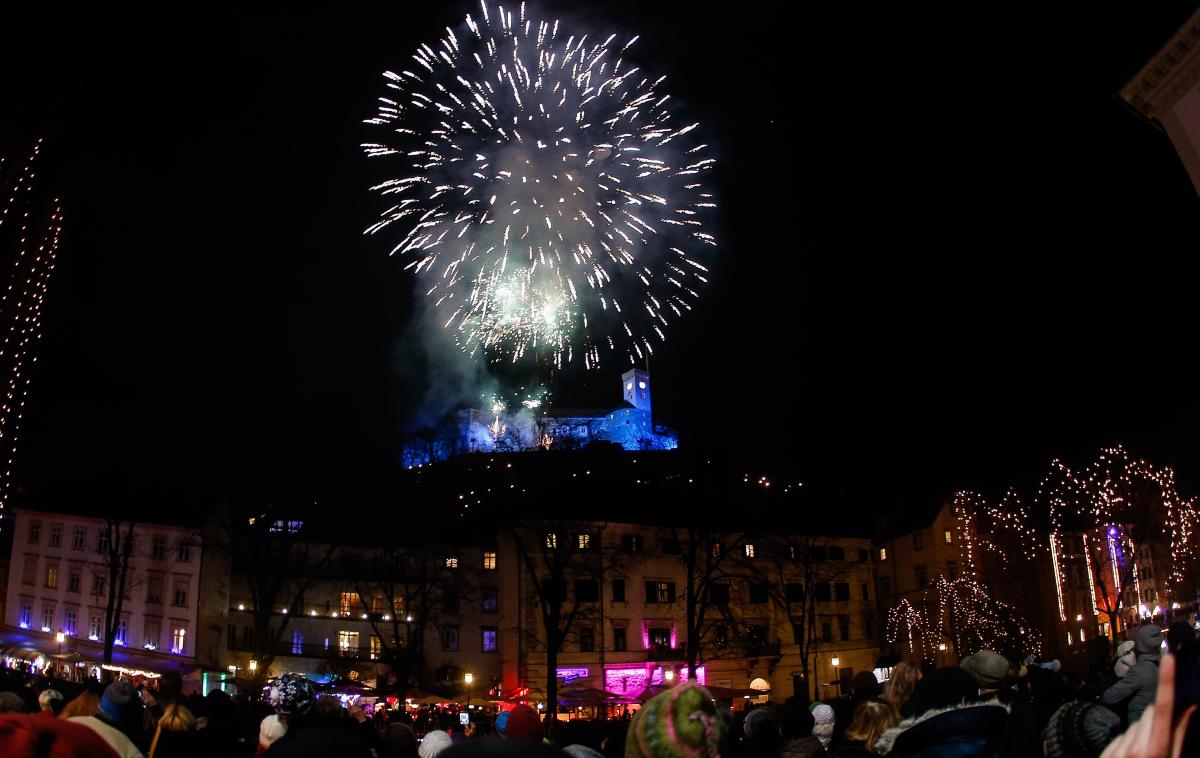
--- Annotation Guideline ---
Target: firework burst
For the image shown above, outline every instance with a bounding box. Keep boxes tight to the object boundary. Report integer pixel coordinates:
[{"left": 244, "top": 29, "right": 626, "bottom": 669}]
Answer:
[{"left": 364, "top": 1, "right": 716, "bottom": 369}]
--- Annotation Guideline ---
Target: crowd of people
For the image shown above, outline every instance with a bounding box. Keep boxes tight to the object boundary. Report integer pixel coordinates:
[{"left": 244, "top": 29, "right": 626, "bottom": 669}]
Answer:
[{"left": 0, "top": 620, "right": 1197, "bottom": 757}]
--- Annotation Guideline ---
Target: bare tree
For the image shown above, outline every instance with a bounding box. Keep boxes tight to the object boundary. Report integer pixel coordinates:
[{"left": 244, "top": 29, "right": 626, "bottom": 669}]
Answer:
[{"left": 98, "top": 518, "right": 138, "bottom": 664}]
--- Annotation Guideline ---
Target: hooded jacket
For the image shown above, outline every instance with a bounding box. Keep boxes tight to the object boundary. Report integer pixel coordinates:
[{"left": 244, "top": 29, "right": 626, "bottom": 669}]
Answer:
[
  {"left": 1101, "top": 625, "right": 1163, "bottom": 724},
  {"left": 873, "top": 698, "right": 1009, "bottom": 757}
]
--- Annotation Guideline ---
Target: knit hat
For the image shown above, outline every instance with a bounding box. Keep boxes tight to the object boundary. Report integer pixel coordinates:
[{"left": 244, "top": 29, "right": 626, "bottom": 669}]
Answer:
[
  {"left": 625, "top": 681, "right": 727, "bottom": 758},
  {"left": 811, "top": 703, "right": 835, "bottom": 749},
  {"left": 1114, "top": 641, "right": 1137, "bottom": 678},
  {"left": 258, "top": 714, "right": 287, "bottom": 749},
  {"left": 503, "top": 704, "right": 543, "bottom": 741},
  {"left": 563, "top": 746, "right": 606, "bottom": 758},
  {"left": 743, "top": 706, "right": 778, "bottom": 738},
  {"left": 383, "top": 723, "right": 418, "bottom": 756},
  {"left": 960, "top": 650, "right": 1011, "bottom": 689},
  {"left": 494, "top": 709, "right": 509, "bottom": 736},
  {"left": 1043, "top": 701, "right": 1121, "bottom": 758},
  {"left": 419, "top": 729, "right": 454, "bottom": 758},
  {"left": 269, "top": 674, "right": 316, "bottom": 717},
  {"left": 97, "top": 680, "right": 141, "bottom": 726},
  {"left": 1135, "top": 625, "right": 1164, "bottom": 656},
  {"left": 38, "top": 689, "right": 63, "bottom": 711}
]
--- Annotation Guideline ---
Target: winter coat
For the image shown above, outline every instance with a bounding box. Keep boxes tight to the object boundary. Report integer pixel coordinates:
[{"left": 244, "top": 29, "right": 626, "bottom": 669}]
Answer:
[
  {"left": 262, "top": 715, "right": 373, "bottom": 758},
  {"left": 873, "top": 698, "right": 1009, "bottom": 758},
  {"left": 778, "top": 735, "right": 830, "bottom": 758},
  {"left": 1101, "top": 654, "right": 1159, "bottom": 724}
]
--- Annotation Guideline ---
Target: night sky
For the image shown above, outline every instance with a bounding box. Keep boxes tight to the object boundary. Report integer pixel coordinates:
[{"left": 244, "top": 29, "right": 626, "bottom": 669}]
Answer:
[{"left": 3, "top": 3, "right": 1199, "bottom": 511}]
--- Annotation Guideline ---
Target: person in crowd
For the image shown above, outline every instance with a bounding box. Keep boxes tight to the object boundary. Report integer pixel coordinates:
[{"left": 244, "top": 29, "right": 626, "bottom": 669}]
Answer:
[
  {"left": 38, "top": 688, "right": 64, "bottom": 716},
  {"left": 263, "top": 677, "right": 372, "bottom": 758},
  {"left": 148, "top": 702, "right": 201, "bottom": 758},
  {"left": 381, "top": 722, "right": 418, "bottom": 757},
  {"left": 1096, "top": 651, "right": 1196, "bottom": 758},
  {"left": 741, "top": 705, "right": 782, "bottom": 756},
  {"left": 873, "top": 667, "right": 1007, "bottom": 757},
  {"left": 0, "top": 710, "right": 132, "bottom": 756},
  {"left": 69, "top": 680, "right": 145, "bottom": 758},
  {"left": 0, "top": 691, "right": 26, "bottom": 713},
  {"left": 811, "top": 703, "right": 836, "bottom": 751},
  {"left": 419, "top": 728, "right": 454, "bottom": 757},
  {"left": 829, "top": 701, "right": 898, "bottom": 757},
  {"left": 777, "top": 702, "right": 828, "bottom": 758},
  {"left": 1112, "top": 641, "right": 1137, "bottom": 681},
  {"left": 1102, "top": 625, "right": 1163, "bottom": 724},
  {"left": 1167, "top": 621, "right": 1196, "bottom": 654},
  {"left": 625, "top": 681, "right": 727, "bottom": 757},
  {"left": 60, "top": 690, "right": 102, "bottom": 719},
  {"left": 257, "top": 714, "right": 287, "bottom": 756},
  {"left": 960, "top": 651, "right": 1012, "bottom": 700},
  {"left": 882, "top": 664, "right": 921, "bottom": 717},
  {"left": 1040, "top": 701, "right": 1121, "bottom": 758},
  {"left": 501, "top": 703, "right": 544, "bottom": 742}
]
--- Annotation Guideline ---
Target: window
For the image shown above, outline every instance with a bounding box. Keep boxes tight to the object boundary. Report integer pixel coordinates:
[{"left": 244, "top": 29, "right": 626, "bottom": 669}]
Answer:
[
  {"left": 714, "top": 625, "right": 729, "bottom": 649},
  {"left": 646, "top": 581, "right": 675, "bottom": 604},
  {"left": 340, "top": 592, "right": 360, "bottom": 615},
  {"left": 443, "top": 587, "right": 459, "bottom": 614},
  {"left": 612, "top": 580, "right": 626, "bottom": 602},
  {"left": 947, "top": 561, "right": 958, "bottom": 581},
  {"left": 859, "top": 549, "right": 870, "bottom": 562},
  {"left": 445, "top": 556, "right": 459, "bottom": 569},
  {"left": 45, "top": 564, "right": 58, "bottom": 589},
  {"left": 19, "top": 605, "right": 32, "bottom": 628},
  {"left": 811, "top": 546, "right": 829, "bottom": 562},
  {"left": 228, "top": 625, "right": 238, "bottom": 650},
  {"left": 442, "top": 627, "right": 459, "bottom": 652},
  {"left": 913, "top": 533, "right": 924, "bottom": 551},
  {"left": 146, "top": 577, "right": 163, "bottom": 604},
  {"left": 708, "top": 583, "right": 730, "bottom": 605},
  {"left": 49, "top": 524, "right": 63, "bottom": 547},
  {"left": 89, "top": 615, "right": 102, "bottom": 641},
  {"left": 861, "top": 583, "right": 870, "bottom": 601},
  {"left": 580, "top": 627, "right": 595, "bottom": 652},
  {"left": 41, "top": 607, "right": 54, "bottom": 631},
  {"left": 22, "top": 557, "right": 36, "bottom": 585},
  {"left": 838, "top": 614, "right": 851, "bottom": 641},
  {"left": 944, "top": 529, "right": 953, "bottom": 544},
  {"left": 815, "top": 583, "right": 832, "bottom": 602},
  {"left": 661, "top": 539, "right": 681, "bottom": 555},
  {"left": 834, "top": 583, "right": 850, "bottom": 601},
  {"left": 482, "top": 587, "right": 498, "bottom": 613},
  {"left": 370, "top": 594, "right": 387, "bottom": 614},
  {"left": 177, "top": 542, "right": 192, "bottom": 562},
  {"left": 821, "top": 619, "right": 832, "bottom": 643},
  {"left": 28, "top": 520, "right": 40, "bottom": 545},
  {"left": 577, "top": 532, "right": 591, "bottom": 550},
  {"left": 545, "top": 532, "right": 558, "bottom": 549},
  {"left": 173, "top": 581, "right": 188, "bottom": 608},
  {"left": 171, "top": 627, "right": 186, "bottom": 654},
  {"left": 68, "top": 571, "right": 81, "bottom": 593},
  {"left": 829, "top": 546, "right": 845, "bottom": 561},
  {"left": 143, "top": 620, "right": 160, "bottom": 648},
  {"left": 743, "top": 543, "right": 755, "bottom": 558},
  {"left": 864, "top": 613, "right": 875, "bottom": 640},
  {"left": 339, "top": 630, "right": 359, "bottom": 656},
  {"left": 649, "top": 627, "right": 670, "bottom": 650},
  {"left": 575, "top": 580, "right": 599, "bottom": 603},
  {"left": 98, "top": 531, "right": 110, "bottom": 555},
  {"left": 72, "top": 528, "right": 86, "bottom": 551},
  {"left": 614, "top": 627, "right": 627, "bottom": 652},
  {"left": 786, "top": 583, "right": 805, "bottom": 602},
  {"left": 152, "top": 536, "right": 166, "bottom": 560},
  {"left": 879, "top": 547, "right": 888, "bottom": 561},
  {"left": 915, "top": 565, "right": 928, "bottom": 588},
  {"left": 621, "top": 535, "right": 643, "bottom": 553},
  {"left": 115, "top": 619, "right": 128, "bottom": 646},
  {"left": 370, "top": 636, "right": 382, "bottom": 660},
  {"left": 483, "top": 551, "right": 497, "bottom": 570},
  {"left": 482, "top": 627, "right": 498, "bottom": 653},
  {"left": 292, "top": 629, "right": 303, "bottom": 655},
  {"left": 749, "top": 582, "right": 769, "bottom": 604},
  {"left": 92, "top": 574, "right": 106, "bottom": 597},
  {"left": 745, "top": 624, "right": 768, "bottom": 654}
]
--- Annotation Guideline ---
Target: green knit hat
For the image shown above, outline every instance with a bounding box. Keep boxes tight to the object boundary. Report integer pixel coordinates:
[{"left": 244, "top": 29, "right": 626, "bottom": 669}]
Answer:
[
  {"left": 626, "top": 682, "right": 727, "bottom": 758},
  {"left": 1043, "top": 701, "right": 1121, "bottom": 758}
]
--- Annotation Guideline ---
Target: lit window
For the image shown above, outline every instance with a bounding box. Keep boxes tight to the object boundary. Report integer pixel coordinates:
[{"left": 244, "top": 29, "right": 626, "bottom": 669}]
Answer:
[
  {"left": 483, "top": 551, "right": 497, "bottom": 570},
  {"left": 944, "top": 529, "right": 953, "bottom": 544},
  {"left": 340, "top": 592, "right": 360, "bottom": 614},
  {"left": 445, "top": 556, "right": 459, "bottom": 569},
  {"left": 292, "top": 629, "right": 303, "bottom": 655},
  {"left": 744, "top": 544, "right": 755, "bottom": 559},
  {"left": 115, "top": 619, "right": 128, "bottom": 645},
  {"left": 577, "top": 533, "right": 591, "bottom": 550},
  {"left": 88, "top": 615, "right": 101, "bottom": 641},
  {"left": 546, "top": 533, "right": 558, "bottom": 549},
  {"left": 42, "top": 607, "right": 54, "bottom": 631},
  {"left": 64, "top": 611, "right": 77, "bottom": 636},
  {"left": 45, "top": 564, "right": 58, "bottom": 589},
  {"left": 879, "top": 548, "right": 888, "bottom": 562},
  {"left": 143, "top": 620, "right": 159, "bottom": 649},
  {"left": 482, "top": 627, "right": 498, "bottom": 653},
  {"left": 339, "top": 630, "right": 359, "bottom": 656},
  {"left": 171, "top": 627, "right": 186, "bottom": 654},
  {"left": 370, "top": 635, "right": 382, "bottom": 660}
]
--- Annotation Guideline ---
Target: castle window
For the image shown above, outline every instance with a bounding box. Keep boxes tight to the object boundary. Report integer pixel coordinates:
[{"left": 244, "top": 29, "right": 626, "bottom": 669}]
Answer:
[
  {"left": 482, "top": 551, "right": 497, "bottom": 570},
  {"left": 743, "top": 544, "right": 755, "bottom": 559}
]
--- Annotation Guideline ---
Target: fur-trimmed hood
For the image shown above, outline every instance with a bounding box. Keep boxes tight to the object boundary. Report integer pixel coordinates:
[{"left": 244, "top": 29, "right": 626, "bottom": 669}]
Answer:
[{"left": 874, "top": 698, "right": 1010, "bottom": 756}]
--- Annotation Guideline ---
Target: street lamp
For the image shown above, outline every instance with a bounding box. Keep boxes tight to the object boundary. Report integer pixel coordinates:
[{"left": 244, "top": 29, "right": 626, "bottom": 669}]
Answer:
[
  {"left": 664, "top": 669, "right": 675, "bottom": 682},
  {"left": 249, "top": 660, "right": 258, "bottom": 674},
  {"left": 830, "top": 657, "right": 840, "bottom": 699},
  {"left": 465, "top": 672, "right": 474, "bottom": 710},
  {"left": 56, "top": 631, "right": 65, "bottom": 655}
]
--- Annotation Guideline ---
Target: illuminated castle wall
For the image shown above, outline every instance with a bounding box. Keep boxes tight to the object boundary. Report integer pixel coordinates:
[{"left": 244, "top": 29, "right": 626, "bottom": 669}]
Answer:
[{"left": 404, "top": 368, "right": 678, "bottom": 467}]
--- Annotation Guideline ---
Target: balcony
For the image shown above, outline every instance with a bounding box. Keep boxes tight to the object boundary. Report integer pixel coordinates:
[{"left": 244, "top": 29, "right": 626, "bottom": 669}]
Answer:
[{"left": 645, "top": 646, "right": 687, "bottom": 661}]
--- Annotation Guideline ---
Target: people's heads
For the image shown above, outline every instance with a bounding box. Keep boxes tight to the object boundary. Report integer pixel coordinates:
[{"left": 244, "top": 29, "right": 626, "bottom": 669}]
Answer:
[
  {"left": 626, "top": 682, "right": 727, "bottom": 757},
  {"left": 502, "top": 704, "right": 543, "bottom": 741},
  {"left": 419, "top": 729, "right": 453, "bottom": 758},
  {"left": 157, "top": 703, "right": 196, "bottom": 732},
  {"left": 959, "top": 650, "right": 1011, "bottom": 692},
  {"left": 1168, "top": 621, "right": 1197, "bottom": 654},
  {"left": 382, "top": 722, "right": 417, "bottom": 757},
  {"left": 1042, "top": 701, "right": 1121, "bottom": 758},
  {"left": 311, "top": 695, "right": 344, "bottom": 721},
  {"left": 494, "top": 709, "right": 509, "bottom": 737},
  {"left": 742, "top": 705, "right": 780, "bottom": 743},
  {"left": 1114, "top": 641, "right": 1137, "bottom": 678},
  {"left": 907, "top": 666, "right": 979, "bottom": 715},
  {"left": 259, "top": 714, "right": 288, "bottom": 752},
  {"left": 1135, "top": 624, "right": 1164, "bottom": 656},
  {"left": 883, "top": 662, "right": 922, "bottom": 712},
  {"left": 810, "top": 703, "right": 835, "bottom": 748},
  {"left": 844, "top": 700, "right": 900, "bottom": 752},
  {"left": 97, "top": 679, "right": 143, "bottom": 730},
  {"left": 157, "top": 670, "right": 183, "bottom": 705},
  {"left": 0, "top": 691, "right": 25, "bottom": 713},
  {"left": 59, "top": 691, "right": 101, "bottom": 719},
  {"left": 38, "top": 688, "right": 64, "bottom": 714},
  {"left": 851, "top": 671, "right": 882, "bottom": 700},
  {"left": 269, "top": 674, "right": 317, "bottom": 718},
  {"left": 777, "top": 702, "right": 815, "bottom": 741}
]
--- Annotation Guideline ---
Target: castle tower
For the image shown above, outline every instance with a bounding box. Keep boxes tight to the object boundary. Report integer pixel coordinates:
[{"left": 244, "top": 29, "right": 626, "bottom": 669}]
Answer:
[{"left": 621, "top": 368, "right": 651, "bottom": 413}]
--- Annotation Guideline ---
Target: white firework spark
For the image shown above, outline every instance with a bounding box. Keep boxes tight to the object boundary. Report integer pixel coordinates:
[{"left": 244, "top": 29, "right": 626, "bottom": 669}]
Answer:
[{"left": 364, "top": 1, "right": 716, "bottom": 369}]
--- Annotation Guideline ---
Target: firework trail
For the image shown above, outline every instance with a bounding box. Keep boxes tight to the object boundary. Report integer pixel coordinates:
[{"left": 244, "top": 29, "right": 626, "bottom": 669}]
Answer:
[{"left": 364, "top": 1, "right": 716, "bottom": 370}]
